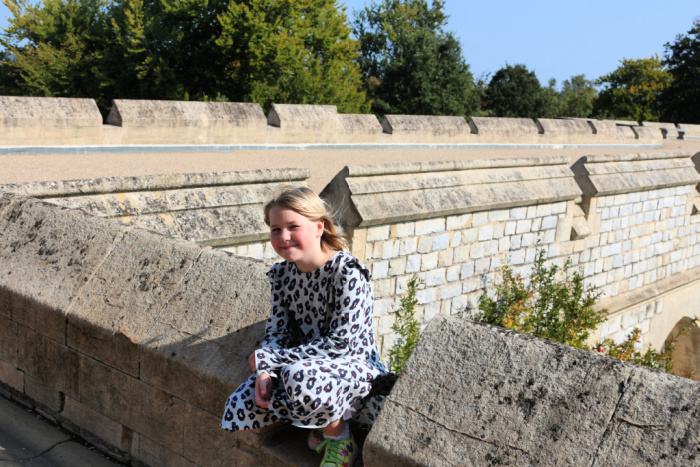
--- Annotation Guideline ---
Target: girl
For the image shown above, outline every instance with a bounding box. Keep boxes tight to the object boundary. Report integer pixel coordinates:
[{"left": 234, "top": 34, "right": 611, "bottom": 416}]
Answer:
[{"left": 221, "top": 185, "right": 388, "bottom": 467}]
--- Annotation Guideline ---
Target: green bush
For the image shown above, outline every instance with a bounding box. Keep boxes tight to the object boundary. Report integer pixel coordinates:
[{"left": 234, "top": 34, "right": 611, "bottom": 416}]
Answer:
[
  {"left": 387, "top": 275, "right": 423, "bottom": 374},
  {"left": 476, "top": 247, "right": 693, "bottom": 377}
]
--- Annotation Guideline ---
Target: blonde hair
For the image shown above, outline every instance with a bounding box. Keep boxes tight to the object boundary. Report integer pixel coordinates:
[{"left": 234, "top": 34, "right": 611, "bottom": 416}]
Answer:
[{"left": 264, "top": 185, "right": 348, "bottom": 252}]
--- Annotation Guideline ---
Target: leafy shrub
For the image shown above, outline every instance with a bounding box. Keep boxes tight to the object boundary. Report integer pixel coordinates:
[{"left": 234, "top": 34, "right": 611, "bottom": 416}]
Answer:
[
  {"left": 387, "top": 275, "right": 423, "bottom": 374},
  {"left": 476, "top": 247, "right": 692, "bottom": 376}
]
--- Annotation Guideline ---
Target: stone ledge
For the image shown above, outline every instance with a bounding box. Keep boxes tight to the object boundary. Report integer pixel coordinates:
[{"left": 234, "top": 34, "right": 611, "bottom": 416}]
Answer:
[
  {"left": 321, "top": 157, "right": 581, "bottom": 228},
  {"left": 0, "top": 169, "right": 309, "bottom": 247},
  {"left": 364, "top": 315, "right": 700, "bottom": 465},
  {"left": 572, "top": 152, "right": 700, "bottom": 196},
  {"left": 596, "top": 265, "right": 700, "bottom": 316}
]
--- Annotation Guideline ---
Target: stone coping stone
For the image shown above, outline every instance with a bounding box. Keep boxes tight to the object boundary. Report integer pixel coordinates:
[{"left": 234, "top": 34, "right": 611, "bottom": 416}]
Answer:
[
  {"left": 363, "top": 315, "right": 700, "bottom": 466},
  {"left": 587, "top": 119, "right": 617, "bottom": 138},
  {"left": 381, "top": 115, "right": 469, "bottom": 135},
  {"left": 0, "top": 168, "right": 309, "bottom": 198},
  {"left": 535, "top": 118, "right": 594, "bottom": 143},
  {"left": 677, "top": 123, "right": 700, "bottom": 137},
  {"left": 606, "top": 119, "right": 639, "bottom": 126},
  {"left": 0, "top": 169, "right": 309, "bottom": 246},
  {"left": 615, "top": 125, "right": 636, "bottom": 140},
  {"left": 105, "top": 100, "right": 266, "bottom": 128},
  {"left": 631, "top": 125, "right": 662, "bottom": 143},
  {"left": 0, "top": 192, "right": 271, "bottom": 407},
  {"left": 640, "top": 121, "right": 678, "bottom": 130},
  {"left": 267, "top": 104, "right": 338, "bottom": 128},
  {"left": 336, "top": 114, "right": 382, "bottom": 133},
  {"left": 0, "top": 97, "right": 102, "bottom": 128},
  {"left": 320, "top": 156, "right": 580, "bottom": 228},
  {"left": 468, "top": 117, "right": 540, "bottom": 136},
  {"left": 572, "top": 152, "right": 700, "bottom": 196}
]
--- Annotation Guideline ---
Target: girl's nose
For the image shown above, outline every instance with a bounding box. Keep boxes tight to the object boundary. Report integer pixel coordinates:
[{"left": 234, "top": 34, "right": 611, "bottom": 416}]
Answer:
[{"left": 280, "top": 229, "right": 291, "bottom": 241}]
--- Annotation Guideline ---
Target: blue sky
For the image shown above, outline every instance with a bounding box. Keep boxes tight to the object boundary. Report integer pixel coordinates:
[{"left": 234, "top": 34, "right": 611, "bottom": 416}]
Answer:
[{"left": 1, "top": 0, "right": 697, "bottom": 89}]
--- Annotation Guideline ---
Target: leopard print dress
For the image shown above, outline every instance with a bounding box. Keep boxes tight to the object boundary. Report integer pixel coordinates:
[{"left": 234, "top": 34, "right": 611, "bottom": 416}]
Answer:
[{"left": 220, "top": 251, "right": 390, "bottom": 431}]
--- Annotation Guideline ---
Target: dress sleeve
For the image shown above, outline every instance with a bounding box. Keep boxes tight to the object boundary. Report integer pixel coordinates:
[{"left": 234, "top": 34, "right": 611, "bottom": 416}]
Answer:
[
  {"left": 261, "top": 264, "right": 294, "bottom": 350},
  {"left": 255, "top": 256, "right": 371, "bottom": 374}
]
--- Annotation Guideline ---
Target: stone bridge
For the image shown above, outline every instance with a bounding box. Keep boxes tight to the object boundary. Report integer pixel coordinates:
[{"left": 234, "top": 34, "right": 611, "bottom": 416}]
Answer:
[{"left": 0, "top": 98, "right": 699, "bottom": 465}]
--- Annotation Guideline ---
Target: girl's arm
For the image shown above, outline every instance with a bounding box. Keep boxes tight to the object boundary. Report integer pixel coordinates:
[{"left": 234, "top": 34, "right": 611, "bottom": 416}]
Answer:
[{"left": 255, "top": 259, "right": 373, "bottom": 373}]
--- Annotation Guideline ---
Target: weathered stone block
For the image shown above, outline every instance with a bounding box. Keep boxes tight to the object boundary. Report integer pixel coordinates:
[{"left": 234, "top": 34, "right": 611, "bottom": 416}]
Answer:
[
  {"left": 183, "top": 403, "right": 237, "bottom": 466},
  {"left": 0, "top": 315, "right": 18, "bottom": 367},
  {"left": 25, "top": 374, "right": 63, "bottom": 413},
  {"left": 364, "top": 316, "right": 700, "bottom": 466},
  {"left": 0, "top": 359, "right": 23, "bottom": 392},
  {"left": 62, "top": 395, "right": 133, "bottom": 458},
  {"left": 67, "top": 322, "right": 139, "bottom": 377},
  {"left": 17, "top": 325, "right": 79, "bottom": 399},
  {"left": 131, "top": 433, "right": 196, "bottom": 467},
  {"left": 79, "top": 355, "right": 132, "bottom": 425},
  {"left": 127, "top": 379, "right": 185, "bottom": 454}
]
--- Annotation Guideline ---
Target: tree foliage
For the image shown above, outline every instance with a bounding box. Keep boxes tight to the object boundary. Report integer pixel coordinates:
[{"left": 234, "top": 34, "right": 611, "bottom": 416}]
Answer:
[
  {"left": 353, "top": 0, "right": 477, "bottom": 117},
  {"left": 483, "top": 64, "right": 557, "bottom": 118},
  {"left": 0, "top": 0, "right": 112, "bottom": 108},
  {"left": 592, "top": 56, "right": 672, "bottom": 122},
  {"left": 559, "top": 74, "right": 597, "bottom": 118},
  {"left": 661, "top": 21, "right": 700, "bottom": 124},
  {"left": 218, "top": 0, "right": 368, "bottom": 113},
  {"left": 0, "top": 0, "right": 369, "bottom": 114}
]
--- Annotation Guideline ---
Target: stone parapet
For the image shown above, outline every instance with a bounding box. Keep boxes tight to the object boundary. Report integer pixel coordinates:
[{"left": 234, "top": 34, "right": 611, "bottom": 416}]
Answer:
[
  {"left": 104, "top": 100, "right": 267, "bottom": 144},
  {"left": 0, "top": 96, "right": 104, "bottom": 145},
  {"left": 364, "top": 316, "right": 700, "bottom": 465},
  {"left": 321, "top": 156, "right": 581, "bottom": 228},
  {"left": 0, "top": 168, "right": 308, "bottom": 250},
  {"left": 536, "top": 118, "right": 593, "bottom": 144},
  {"left": 381, "top": 115, "right": 471, "bottom": 143},
  {"left": 0, "top": 192, "right": 271, "bottom": 465},
  {"left": 335, "top": 114, "right": 384, "bottom": 143},
  {"left": 468, "top": 117, "right": 540, "bottom": 143},
  {"left": 630, "top": 125, "right": 661, "bottom": 142},
  {"left": 267, "top": 104, "right": 338, "bottom": 143},
  {"left": 677, "top": 122, "right": 700, "bottom": 137},
  {"left": 572, "top": 152, "right": 700, "bottom": 197}
]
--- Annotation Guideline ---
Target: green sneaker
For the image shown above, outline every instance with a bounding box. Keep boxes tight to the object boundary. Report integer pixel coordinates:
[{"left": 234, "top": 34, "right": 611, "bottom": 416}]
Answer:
[
  {"left": 307, "top": 428, "right": 324, "bottom": 450},
  {"left": 316, "top": 434, "right": 358, "bottom": 467}
]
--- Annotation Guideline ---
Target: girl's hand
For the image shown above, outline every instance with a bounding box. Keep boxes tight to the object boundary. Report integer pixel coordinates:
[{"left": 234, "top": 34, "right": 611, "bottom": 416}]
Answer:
[
  {"left": 248, "top": 352, "right": 256, "bottom": 373},
  {"left": 255, "top": 372, "right": 272, "bottom": 408}
]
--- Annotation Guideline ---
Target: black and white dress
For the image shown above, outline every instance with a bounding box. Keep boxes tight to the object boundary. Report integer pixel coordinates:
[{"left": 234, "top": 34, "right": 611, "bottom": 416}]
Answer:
[{"left": 220, "top": 251, "right": 389, "bottom": 431}]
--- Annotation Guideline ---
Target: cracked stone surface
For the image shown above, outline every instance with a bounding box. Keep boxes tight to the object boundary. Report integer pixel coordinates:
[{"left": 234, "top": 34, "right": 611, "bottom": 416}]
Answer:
[
  {"left": 0, "top": 396, "right": 119, "bottom": 466},
  {"left": 363, "top": 316, "right": 700, "bottom": 466}
]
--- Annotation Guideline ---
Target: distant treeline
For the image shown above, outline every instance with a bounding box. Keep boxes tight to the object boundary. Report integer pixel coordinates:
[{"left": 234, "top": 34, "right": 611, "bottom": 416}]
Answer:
[{"left": 0, "top": 0, "right": 698, "bottom": 123}]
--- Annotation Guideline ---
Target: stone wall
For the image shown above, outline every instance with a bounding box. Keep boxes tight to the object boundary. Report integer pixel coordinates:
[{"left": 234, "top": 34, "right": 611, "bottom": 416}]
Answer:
[
  {"left": 0, "top": 192, "right": 274, "bottom": 465},
  {"left": 0, "top": 96, "right": 104, "bottom": 145},
  {"left": 104, "top": 100, "right": 268, "bottom": 144},
  {"left": 364, "top": 316, "right": 700, "bottom": 466},
  {"left": 0, "top": 96, "right": 672, "bottom": 147},
  {"left": 2, "top": 150, "right": 700, "bottom": 465},
  {"left": 321, "top": 153, "right": 700, "bottom": 355},
  {"left": 0, "top": 169, "right": 308, "bottom": 253}
]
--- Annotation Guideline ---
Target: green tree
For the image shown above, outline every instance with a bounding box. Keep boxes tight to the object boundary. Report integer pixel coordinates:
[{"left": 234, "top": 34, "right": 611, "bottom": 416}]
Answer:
[
  {"left": 353, "top": 0, "right": 478, "bottom": 117},
  {"left": 592, "top": 56, "right": 672, "bottom": 122},
  {"left": 559, "top": 74, "right": 597, "bottom": 118},
  {"left": 660, "top": 21, "right": 700, "bottom": 124},
  {"left": 1, "top": 0, "right": 369, "bottom": 114},
  {"left": 483, "top": 64, "right": 556, "bottom": 118},
  {"left": 218, "top": 0, "right": 369, "bottom": 113},
  {"left": 0, "top": 0, "right": 113, "bottom": 109}
]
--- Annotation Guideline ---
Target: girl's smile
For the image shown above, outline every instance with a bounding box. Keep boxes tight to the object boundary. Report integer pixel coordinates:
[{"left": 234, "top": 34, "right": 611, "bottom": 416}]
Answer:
[{"left": 268, "top": 207, "right": 334, "bottom": 272}]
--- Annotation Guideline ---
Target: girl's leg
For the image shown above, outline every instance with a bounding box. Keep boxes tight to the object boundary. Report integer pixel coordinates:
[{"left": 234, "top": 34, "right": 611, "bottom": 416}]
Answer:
[{"left": 323, "top": 418, "right": 345, "bottom": 437}]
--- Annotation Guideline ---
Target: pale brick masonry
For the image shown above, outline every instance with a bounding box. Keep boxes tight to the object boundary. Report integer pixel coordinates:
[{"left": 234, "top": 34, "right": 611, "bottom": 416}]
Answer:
[{"left": 322, "top": 153, "right": 700, "bottom": 356}]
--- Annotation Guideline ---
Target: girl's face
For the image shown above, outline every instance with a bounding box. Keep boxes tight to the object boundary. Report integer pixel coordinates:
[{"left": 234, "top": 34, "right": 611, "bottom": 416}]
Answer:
[{"left": 269, "top": 207, "right": 326, "bottom": 272}]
